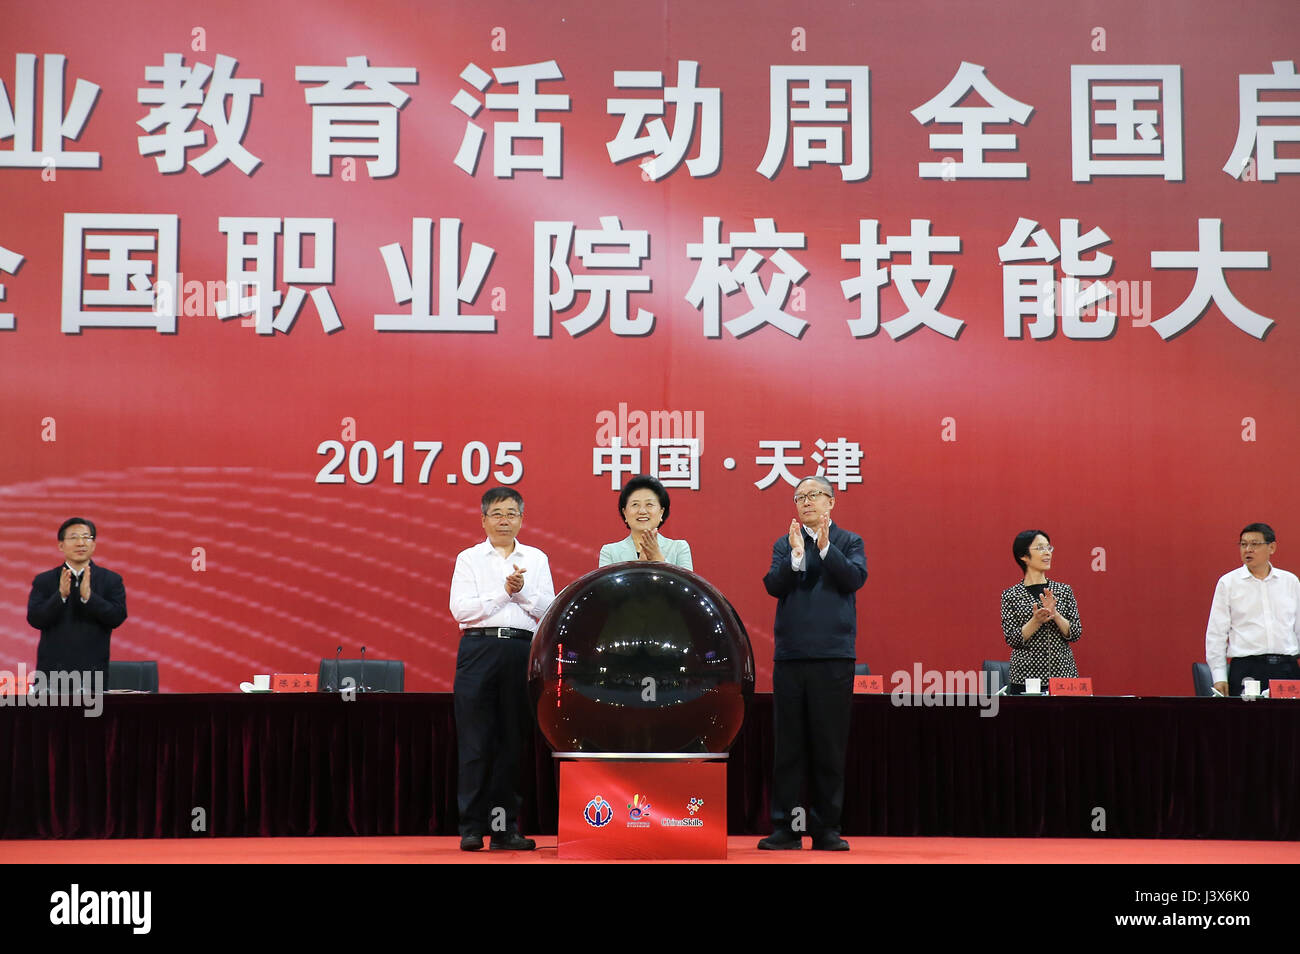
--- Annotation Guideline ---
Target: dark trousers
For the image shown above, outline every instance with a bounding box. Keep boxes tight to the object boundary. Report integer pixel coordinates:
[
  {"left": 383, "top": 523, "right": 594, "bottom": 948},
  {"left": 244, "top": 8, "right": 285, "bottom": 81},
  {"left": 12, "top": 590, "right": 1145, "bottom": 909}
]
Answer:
[
  {"left": 1228, "top": 654, "right": 1300, "bottom": 696},
  {"left": 770, "top": 658, "right": 854, "bottom": 836},
  {"left": 453, "top": 635, "right": 533, "bottom": 837}
]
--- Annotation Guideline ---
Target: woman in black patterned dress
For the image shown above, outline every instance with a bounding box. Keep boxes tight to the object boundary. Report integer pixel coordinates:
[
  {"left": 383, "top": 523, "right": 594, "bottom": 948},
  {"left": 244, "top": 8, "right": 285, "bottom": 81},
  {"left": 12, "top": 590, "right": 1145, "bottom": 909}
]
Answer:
[{"left": 1000, "top": 530, "right": 1083, "bottom": 694}]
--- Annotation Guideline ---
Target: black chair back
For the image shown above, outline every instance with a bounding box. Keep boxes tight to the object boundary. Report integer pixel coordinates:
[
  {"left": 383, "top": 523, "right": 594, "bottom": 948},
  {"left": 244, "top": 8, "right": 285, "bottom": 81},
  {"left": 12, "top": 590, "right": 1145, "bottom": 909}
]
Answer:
[
  {"left": 318, "top": 659, "right": 405, "bottom": 692},
  {"left": 981, "top": 659, "right": 1011, "bottom": 693},
  {"left": 1192, "top": 662, "right": 1215, "bottom": 697},
  {"left": 107, "top": 660, "right": 159, "bottom": 693}
]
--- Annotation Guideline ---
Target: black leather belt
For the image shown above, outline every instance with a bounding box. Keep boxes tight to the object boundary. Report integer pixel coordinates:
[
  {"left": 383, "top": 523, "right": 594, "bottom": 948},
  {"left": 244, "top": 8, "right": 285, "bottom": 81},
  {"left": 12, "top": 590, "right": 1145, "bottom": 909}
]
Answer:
[{"left": 463, "top": 627, "right": 533, "bottom": 640}]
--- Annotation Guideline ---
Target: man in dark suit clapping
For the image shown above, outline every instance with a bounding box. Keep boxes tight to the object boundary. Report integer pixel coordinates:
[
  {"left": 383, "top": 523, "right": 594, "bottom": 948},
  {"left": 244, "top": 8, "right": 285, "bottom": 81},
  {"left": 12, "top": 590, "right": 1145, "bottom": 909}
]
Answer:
[
  {"left": 759, "top": 476, "right": 867, "bottom": 852},
  {"left": 27, "top": 517, "right": 128, "bottom": 680}
]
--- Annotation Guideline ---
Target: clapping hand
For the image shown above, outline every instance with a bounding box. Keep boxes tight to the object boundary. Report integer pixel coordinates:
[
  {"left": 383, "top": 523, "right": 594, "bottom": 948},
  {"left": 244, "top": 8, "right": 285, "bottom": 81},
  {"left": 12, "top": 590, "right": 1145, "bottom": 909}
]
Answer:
[
  {"left": 815, "top": 513, "right": 830, "bottom": 552},
  {"left": 1039, "top": 587, "right": 1057, "bottom": 617},
  {"left": 505, "top": 564, "right": 526, "bottom": 595},
  {"left": 634, "top": 528, "right": 664, "bottom": 562},
  {"left": 1032, "top": 588, "right": 1055, "bottom": 624},
  {"left": 787, "top": 520, "right": 804, "bottom": 560}
]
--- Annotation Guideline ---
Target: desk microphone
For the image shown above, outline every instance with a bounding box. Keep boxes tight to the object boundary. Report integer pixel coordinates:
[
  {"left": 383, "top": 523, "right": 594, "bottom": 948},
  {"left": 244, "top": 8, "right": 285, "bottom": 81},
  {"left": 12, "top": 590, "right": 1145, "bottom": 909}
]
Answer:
[
  {"left": 358, "top": 645, "right": 367, "bottom": 693},
  {"left": 330, "top": 645, "right": 342, "bottom": 691}
]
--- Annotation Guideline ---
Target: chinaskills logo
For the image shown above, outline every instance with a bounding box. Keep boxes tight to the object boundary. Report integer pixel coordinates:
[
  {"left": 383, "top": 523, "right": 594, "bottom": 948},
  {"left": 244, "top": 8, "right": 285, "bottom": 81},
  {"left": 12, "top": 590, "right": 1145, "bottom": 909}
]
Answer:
[
  {"left": 583, "top": 795, "right": 614, "bottom": 828},
  {"left": 626, "top": 794, "right": 652, "bottom": 828},
  {"left": 658, "top": 797, "right": 704, "bottom": 828}
]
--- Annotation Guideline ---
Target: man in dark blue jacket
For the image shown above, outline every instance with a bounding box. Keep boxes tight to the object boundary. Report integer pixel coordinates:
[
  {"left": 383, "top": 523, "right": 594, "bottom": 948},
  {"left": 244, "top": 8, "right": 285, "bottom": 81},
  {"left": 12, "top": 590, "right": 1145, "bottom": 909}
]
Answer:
[
  {"left": 27, "top": 517, "right": 128, "bottom": 679},
  {"left": 759, "top": 476, "right": 867, "bottom": 851}
]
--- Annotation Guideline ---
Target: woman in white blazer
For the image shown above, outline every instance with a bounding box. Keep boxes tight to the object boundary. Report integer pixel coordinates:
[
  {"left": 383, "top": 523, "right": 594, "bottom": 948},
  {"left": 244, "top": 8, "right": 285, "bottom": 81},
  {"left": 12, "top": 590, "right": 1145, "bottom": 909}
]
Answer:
[{"left": 598, "top": 475, "right": 693, "bottom": 570}]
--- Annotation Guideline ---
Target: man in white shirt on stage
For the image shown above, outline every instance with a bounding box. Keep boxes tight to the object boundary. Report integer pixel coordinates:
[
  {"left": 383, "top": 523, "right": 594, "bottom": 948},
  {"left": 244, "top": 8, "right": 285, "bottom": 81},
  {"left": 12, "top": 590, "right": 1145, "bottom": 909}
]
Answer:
[
  {"left": 1205, "top": 522, "right": 1300, "bottom": 696},
  {"left": 449, "top": 487, "right": 555, "bottom": 851}
]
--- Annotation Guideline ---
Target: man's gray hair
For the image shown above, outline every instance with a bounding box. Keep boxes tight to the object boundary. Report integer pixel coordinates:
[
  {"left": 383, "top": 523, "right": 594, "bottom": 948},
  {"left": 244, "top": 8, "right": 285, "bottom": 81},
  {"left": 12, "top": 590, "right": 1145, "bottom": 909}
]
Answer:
[{"left": 795, "top": 475, "right": 835, "bottom": 497}]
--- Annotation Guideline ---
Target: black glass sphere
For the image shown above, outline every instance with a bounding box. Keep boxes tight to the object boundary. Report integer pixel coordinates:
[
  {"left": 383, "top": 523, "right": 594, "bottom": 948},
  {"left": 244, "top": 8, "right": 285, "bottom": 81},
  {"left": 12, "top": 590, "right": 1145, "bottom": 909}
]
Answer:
[{"left": 528, "top": 563, "right": 755, "bottom": 753}]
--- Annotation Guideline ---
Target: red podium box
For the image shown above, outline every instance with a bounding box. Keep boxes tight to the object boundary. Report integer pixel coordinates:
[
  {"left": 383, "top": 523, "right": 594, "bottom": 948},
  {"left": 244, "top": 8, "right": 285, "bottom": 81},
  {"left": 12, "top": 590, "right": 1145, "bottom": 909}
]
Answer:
[{"left": 556, "top": 755, "right": 727, "bottom": 860}]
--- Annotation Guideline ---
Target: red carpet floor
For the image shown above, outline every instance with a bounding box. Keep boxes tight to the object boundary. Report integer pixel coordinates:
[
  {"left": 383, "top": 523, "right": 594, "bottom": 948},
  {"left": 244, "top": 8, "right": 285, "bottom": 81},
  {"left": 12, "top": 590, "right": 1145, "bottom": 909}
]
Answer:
[{"left": 2, "top": 836, "right": 1296, "bottom": 864}]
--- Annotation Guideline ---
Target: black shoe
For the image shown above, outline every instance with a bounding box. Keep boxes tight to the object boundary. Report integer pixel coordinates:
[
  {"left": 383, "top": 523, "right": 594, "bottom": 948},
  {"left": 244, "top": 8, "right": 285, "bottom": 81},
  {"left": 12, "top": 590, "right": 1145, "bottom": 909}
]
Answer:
[
  {"left": 489, "top": 832, "right": 537, "bottom": 851},
  {"left": 460, "top": 834, "right": 484, "bottom": 851},
  {"left": 811, "top": 832, "right": 850, "bottom": 851},
  {"left": 757, "top": 830, "right": 802, "bottom": 850}
]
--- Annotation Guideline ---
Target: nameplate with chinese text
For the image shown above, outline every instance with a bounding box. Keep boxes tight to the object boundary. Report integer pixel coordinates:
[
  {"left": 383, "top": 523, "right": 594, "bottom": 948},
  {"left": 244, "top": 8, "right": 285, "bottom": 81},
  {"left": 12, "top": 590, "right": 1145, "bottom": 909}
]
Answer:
[
  {"left": 1049, "top": 677, "right": 1093, "bottom": 696},
  {"left": 853, "top": 675, "right": 884, "bottom": 693},
  {"left": 272, "top": 674, "right": 318, "bottom": 693},
  {"left": 1269, "top": 680, "right": 1300, "bottom": 699}
]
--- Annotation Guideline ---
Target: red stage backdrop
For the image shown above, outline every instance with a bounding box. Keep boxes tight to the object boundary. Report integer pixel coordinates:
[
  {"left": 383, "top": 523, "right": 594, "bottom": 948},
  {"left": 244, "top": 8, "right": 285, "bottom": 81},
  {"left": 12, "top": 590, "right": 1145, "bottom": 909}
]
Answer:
[{"left": 1, "top": 0, "right": 1297, "bottom": 695}]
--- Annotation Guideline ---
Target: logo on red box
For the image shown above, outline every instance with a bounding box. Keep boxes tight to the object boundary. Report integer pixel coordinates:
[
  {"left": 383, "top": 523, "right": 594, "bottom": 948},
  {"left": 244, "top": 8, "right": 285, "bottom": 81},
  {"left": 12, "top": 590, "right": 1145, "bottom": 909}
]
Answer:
[
  {"left": 584, "top": 795, "right": 614, "bottom": 828},
  {"left": 626, "top": 794, "right": 652, "bottom": 827}
]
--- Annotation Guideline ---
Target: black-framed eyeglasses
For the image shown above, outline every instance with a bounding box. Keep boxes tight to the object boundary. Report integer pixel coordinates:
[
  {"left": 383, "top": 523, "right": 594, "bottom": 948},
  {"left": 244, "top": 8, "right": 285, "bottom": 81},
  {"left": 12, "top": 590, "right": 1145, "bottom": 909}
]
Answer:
[{"left": 793, "top": 491, "right": 829, "bottom": 505}]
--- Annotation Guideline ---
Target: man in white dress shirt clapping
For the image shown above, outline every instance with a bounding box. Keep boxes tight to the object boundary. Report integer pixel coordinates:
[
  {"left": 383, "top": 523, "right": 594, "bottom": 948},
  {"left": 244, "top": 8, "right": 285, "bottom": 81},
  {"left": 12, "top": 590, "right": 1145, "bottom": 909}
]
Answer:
[{"left": 450, "top": 487, "right": 555, "bottom": 851}]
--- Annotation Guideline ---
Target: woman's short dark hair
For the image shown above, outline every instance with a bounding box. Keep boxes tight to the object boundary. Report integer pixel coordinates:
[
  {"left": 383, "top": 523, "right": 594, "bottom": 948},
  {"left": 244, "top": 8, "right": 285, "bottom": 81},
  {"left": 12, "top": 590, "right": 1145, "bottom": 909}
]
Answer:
[
  {"left": 619, "top": 475, "right": 670, "bottom": 527},
  {"left": 1012, "top": 529, "right": 1050, "bottom": 571}
]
